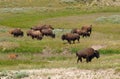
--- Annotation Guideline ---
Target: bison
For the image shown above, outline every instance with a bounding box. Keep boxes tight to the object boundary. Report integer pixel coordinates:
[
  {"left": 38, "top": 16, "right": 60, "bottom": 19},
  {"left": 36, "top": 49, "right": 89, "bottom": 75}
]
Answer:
[
  {"left": 76, "top": 47, "right": 100, "bottom": 63},
  {"left": 9, "top": 28, "right": 24, "bottom": 37},
  {"left": 71, "top": 28, "right": 83, "bottom": 36},
  {"left": 29, "top": 30, "right": 43, "bottom": 40},
  {"left": 71, "top": 28, "right": 90, "bottom": 37},
  {"left": 26, "top": 30, "right": 34, "bottom": 36},
  {"left": 31, "top": 25, "right": 54, "bottom": 31},
  {"left": 61, "top": 33, "right": 80, "bottom": 44},
  {"left": 41, "top": 29, "right": 55, "bottom": 38},
  {"left": 81, "top": 25, "right": 92, "bottom": 34},
  {"left": 81, "top": 30, "right": 90, "bottom": 38},
  {"left": 8, "top": 54, "right": 18, "bottom": 59}
]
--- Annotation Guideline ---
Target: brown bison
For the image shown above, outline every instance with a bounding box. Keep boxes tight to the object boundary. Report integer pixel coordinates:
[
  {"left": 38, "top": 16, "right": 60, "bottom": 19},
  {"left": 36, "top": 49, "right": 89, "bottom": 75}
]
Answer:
[
  {"left": 29, "top": 30, "right": 43, "bottom": 40},
  {"left": 41, "top": 29, "right": 55, "bottom": 38},
  {"left": 81, "top": 25, "right": 92, "bottom": 34},
  {"left": 26, "top": 30, "right": 34, "bottom": 36},
  {"left": 61, "top": 33, "right": 80, "bottom": 44},
  {"left": 31, "top": 25, "right": 54, "bottom": 31},
  {"left": 9, "top": 28, "right": 24, "bottom": 37},
  {"left": 81, "top": 30, "right": 90, "bottom": 38},
  {"left": 76, "top": 47, "right": 100, "bottom": 63},
  {"left": 71, "top": 28, "right": 90, "bottom": 37},
  {"left": 8, "top": 54, "right": 18, "bottom": 59},
  {"left": 71, "top": 28, "right": 83, "bottom": 35}
]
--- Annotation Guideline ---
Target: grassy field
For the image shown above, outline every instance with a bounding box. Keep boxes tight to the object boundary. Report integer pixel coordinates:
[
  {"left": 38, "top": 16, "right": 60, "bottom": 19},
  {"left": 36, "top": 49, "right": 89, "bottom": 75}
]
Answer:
[{"left": 0, "top": 0, "right": 120, "bottom": 70}]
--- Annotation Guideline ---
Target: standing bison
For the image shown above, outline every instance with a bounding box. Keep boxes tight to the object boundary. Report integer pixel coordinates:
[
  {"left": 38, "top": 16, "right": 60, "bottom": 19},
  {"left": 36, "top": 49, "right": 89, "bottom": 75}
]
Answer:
[
  {"left": 27, "top": 30, "right": 43, "bottom": 40},
  {"left": 76, "top": 47, "right": 100, "bottom": 63},
  {"left": 41, "top": 29, "right": 55, "bottom": 38},
  {"left": 61, "top": 33, "right": 80, "bottom": 44},
  {"left": 31, "top": 25, "right": 54, "bottom": 31},
  {"left": 71, "top": 28, "right": 90, "bottom": 37},
  {"left": 71, "top": 28, "right": 83, "bottom": 36},
  {"left": 81, "top": 25, "right": 92, "bottom": 34},
  {"left": 9, "top": 28, "right": 24, "bottom": 37}
]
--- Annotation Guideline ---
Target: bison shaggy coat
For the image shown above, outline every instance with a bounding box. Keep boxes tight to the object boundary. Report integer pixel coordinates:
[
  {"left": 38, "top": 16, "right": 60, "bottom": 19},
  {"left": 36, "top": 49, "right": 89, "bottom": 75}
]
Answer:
[
  {"left": 61, "top": 33, "right": 80, "bottom": 44},
  {"left": 76, "top": 48, "right": 100, "bottom": 63}
]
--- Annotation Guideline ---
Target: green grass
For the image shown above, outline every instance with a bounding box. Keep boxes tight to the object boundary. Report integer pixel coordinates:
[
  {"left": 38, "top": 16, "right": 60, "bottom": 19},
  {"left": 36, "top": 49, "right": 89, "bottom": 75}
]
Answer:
[
  {"left": 0, "top": 53, "right": 119, "bottom": 70},
  {"left": 0, "top": 7, "right": 120, "bottom": 28}
]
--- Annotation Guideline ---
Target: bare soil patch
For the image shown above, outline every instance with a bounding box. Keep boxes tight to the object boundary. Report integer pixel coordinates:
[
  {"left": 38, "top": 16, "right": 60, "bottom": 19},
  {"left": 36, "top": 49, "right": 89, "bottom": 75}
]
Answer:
[{"left": 1, "top": 68, "right": 120, "bottom": 79}]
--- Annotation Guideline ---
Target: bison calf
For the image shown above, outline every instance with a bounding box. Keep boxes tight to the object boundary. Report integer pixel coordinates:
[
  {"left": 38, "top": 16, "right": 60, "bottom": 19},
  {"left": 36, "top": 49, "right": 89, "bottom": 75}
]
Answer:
[
  {"left": 76, "top": 48, "right": 100, "bottom": 63},
  {"left": 8, "top": 54, "right": 18, "bottom": 59}
]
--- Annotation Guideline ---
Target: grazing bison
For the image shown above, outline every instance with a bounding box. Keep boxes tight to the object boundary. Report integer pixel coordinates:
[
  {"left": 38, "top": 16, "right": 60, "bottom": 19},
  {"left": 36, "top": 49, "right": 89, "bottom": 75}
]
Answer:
[
  {"left": 41, "top": 29, "right": 55, "bottom": 38},
  {"left": 76, "top": 48, "right": 100, "bottom": 63},
  {"left": 81, "top": 25, "right": 92, "bottom": 34},
  {"left": 31, "top": 25, "right": 54, "bottom": 31},
  {"left": 29, "top": 30, "right": 43, "bottom": 40},
  {"left": 61, "top": 33, "right": 80, "bottom": 44},
  {"left": 8, "top": 54, "right": 18, "bottom": 59},
  {"left": 9, "top": 28, "right": 24, "bottom": 37}
]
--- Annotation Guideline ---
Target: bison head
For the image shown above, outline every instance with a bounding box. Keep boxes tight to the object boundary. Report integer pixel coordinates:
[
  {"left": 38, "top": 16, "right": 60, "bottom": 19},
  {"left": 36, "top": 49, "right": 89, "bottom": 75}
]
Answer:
[
  {"left": 61, "top": 34, "right": 66, "bottom": 40},
  {"left": 94, "top": 50, "right": 100, "bottom": 58}
]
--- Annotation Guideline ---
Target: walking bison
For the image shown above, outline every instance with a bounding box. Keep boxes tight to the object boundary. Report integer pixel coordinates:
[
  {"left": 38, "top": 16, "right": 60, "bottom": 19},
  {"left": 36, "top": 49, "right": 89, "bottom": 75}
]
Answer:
[
  {"left": 81, "top": 25, "right": 92, "bottom": 34},
  {"left": 41, "top": 29, "right": 55, "bottom": 38},
  {"left": 61, "top": 33, "right": 80, "bottom": 44},
  {"left": 31, "top": 25, "right": 54, "bottom": 31},
  {"left": 9, "top": 28, "right": 24, "bottom": 37},
  {"left": 27, "top": 30, "right": 43, "bottom": 40},
  {"left": 76, "top": 47, "right": 100, "bottom": 63}
]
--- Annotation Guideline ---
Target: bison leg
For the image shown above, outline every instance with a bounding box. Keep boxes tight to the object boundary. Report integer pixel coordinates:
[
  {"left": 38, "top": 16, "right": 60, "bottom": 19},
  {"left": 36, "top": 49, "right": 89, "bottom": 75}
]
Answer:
[
  {"left": 77, "top": 57, "right": 82, "bottom": 63},
  {"left": 77, "top": 38, "right": 80, "bottom": 43},
  {"left": 32, "top": 36, "right": 35, "bottom": 39},
  {"left": 86, "top": 57, "right": 89, "bottom": 63},
  {"left": 68, "top": 40, "right": 71, "bottom": 44}
]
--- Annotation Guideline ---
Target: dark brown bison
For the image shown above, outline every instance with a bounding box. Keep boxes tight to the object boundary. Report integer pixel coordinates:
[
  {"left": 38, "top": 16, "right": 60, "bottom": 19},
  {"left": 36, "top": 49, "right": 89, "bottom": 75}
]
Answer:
[
  {"left": 9, "top": 28, "right": 24, "bottom": 37},
  {"left": 31, "top": 25, "right": 54, "bottom": 31},
  {"left": 29, "top": 30, "right": 43, "bottom": 40},
  {"left": 76, "top": 48, "right": 100, "bottom": 63},
  {"left": 81, "top": 25, "right": 92, "bottom": 34},
  {"left": 61, "top": 33, "right": 80, "bottom": 44},
  {"left": 41, "top": 29, "right": 55, "bottom": 38}
]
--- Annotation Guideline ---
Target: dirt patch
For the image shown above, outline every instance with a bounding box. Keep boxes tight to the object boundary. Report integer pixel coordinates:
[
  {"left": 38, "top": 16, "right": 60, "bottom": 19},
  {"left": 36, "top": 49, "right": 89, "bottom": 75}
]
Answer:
[
  {"left": 0, "top": 68, "right": 120, "bottom": 79},
  {"left": 91, "top": 45, "right": 106, "bottom": 50}
]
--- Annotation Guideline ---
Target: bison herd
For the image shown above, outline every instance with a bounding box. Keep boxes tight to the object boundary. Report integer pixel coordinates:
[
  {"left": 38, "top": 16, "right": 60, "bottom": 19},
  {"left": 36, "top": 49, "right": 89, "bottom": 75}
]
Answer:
[
  {"left": 9, "top": 24, "right": 100, "bottom": 63},
  {"left": 9, "top": 24, "right": 55, "bottom": 40},
  {"left": 9, "top": 24, "right": 92, "bottom": 44}
]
